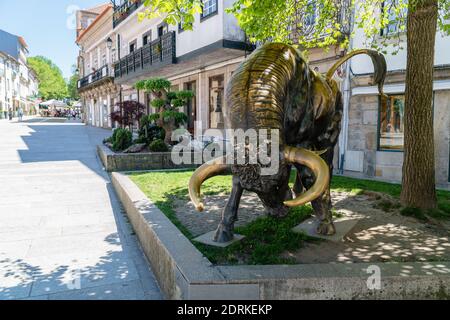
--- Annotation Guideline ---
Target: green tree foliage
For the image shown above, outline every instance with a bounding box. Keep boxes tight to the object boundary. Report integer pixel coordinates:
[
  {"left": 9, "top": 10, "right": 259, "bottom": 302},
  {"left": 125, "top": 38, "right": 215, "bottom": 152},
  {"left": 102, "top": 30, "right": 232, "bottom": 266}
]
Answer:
[
  {"left": 141, "top": 0, "right": 450, "bottom": 210},
  {"left": 140, "top": 0, "right": 449, "bottom": 51},
  {"left": 28, "top": 56, "right": 68, "bottom": 100},
  {"left": 67, "top": 65, "right": 80, "bottom": 101},
  {"left": 139, "top": 0, "right": 203, "bottom": 30}
]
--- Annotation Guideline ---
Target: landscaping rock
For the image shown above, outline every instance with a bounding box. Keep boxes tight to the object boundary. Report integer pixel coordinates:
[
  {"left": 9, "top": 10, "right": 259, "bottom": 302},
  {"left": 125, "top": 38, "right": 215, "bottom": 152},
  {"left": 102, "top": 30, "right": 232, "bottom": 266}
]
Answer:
[
  {"left": 104, "top": 142, "right": 113, "bottom": 149},
  {"left": 124, "top": 143, "right": 147, "bottom": 154}
]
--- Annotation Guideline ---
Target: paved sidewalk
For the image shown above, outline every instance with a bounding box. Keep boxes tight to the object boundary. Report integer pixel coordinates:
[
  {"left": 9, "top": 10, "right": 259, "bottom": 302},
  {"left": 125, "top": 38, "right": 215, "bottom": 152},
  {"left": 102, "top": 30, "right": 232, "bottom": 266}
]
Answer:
[{"left": 0, "top": 118, "right": 163, "bottom": 300}]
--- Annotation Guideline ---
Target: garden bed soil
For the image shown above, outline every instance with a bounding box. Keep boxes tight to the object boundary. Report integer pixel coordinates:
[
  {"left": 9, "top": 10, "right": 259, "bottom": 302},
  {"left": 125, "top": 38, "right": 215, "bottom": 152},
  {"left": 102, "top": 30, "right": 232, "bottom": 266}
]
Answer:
[{"left": 173, "top": 190, "right": 450, "bottom": 264}]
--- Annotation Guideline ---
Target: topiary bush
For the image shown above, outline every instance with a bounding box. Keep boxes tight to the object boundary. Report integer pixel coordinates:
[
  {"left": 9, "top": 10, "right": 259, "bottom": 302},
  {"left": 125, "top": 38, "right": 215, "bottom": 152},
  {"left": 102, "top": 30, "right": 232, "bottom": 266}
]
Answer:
[
  {"left": 149, "top": 139, "right": 169, "bottom": 152},
  {"left": 112, "top": 128, "right": 133, "bottom": 152},
  {"left": 138, "top": 116, "right": 166, "bottom": 145},
  {"left": 135, "top": 77, "right": 194, "bottom": 145}
]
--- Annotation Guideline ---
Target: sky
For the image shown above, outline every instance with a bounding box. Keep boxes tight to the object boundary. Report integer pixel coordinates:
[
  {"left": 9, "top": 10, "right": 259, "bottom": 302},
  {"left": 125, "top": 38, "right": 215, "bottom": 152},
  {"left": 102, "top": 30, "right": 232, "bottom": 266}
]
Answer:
[{"left": 0, "top": 0, "right": 106, "bottom": 80}]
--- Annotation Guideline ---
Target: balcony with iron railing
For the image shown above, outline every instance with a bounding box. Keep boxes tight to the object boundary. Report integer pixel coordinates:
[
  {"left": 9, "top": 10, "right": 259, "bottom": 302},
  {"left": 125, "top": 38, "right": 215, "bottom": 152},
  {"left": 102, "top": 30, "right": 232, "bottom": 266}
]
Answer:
[
  {"left": 113, "top": 0, "right": 143, "bottom": 28},
  {"left": 114, "top": 31, "right": 177, "bottom": 80},
  {"left": 77, "top": 65, "right": 113, "bottom": 91}
]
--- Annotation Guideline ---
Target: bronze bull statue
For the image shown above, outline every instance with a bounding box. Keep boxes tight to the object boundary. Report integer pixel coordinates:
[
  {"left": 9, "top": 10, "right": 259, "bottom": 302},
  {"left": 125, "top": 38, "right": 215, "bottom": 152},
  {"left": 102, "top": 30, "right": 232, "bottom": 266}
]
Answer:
[{"left": 189, "top": 43, "right": 387, "bottom": 243}]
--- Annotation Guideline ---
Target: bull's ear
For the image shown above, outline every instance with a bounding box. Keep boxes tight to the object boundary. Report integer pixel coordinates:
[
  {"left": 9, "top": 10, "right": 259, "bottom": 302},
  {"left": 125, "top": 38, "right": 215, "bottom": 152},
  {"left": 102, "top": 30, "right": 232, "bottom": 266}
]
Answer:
[{"left": 312, "top": 72, "right": 334, "bottom": 120}]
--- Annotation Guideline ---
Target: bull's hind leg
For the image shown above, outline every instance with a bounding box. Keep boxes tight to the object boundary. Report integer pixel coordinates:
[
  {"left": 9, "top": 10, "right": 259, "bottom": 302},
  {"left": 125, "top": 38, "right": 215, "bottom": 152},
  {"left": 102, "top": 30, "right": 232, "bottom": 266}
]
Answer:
[
  {"left": 214, "top": 176, "right": 244, "bottom": 243},
  {"left": 311, "top": 184, "right": 335, "bottom": 236},
  {"left": 295, "top": 156, "right": 336, "bottom": 236}
]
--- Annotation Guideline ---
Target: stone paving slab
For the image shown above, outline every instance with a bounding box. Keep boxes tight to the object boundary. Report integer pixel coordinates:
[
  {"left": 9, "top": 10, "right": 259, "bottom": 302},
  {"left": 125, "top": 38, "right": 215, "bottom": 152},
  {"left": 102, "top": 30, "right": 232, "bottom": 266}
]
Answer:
[{"left": 0, "top": 118, "right": 162, "bottom": 300}]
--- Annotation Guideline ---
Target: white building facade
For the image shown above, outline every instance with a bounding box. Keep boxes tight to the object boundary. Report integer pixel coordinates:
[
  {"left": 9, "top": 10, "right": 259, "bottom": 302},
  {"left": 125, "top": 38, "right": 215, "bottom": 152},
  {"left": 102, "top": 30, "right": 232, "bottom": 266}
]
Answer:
[
  {"left": 339, "top": 4, "right": 450, "bottom": 187},
  {"left": 76, "top": 4, "right": 118, "bottom": 128},
  {"left": 0, "top": 31, "right": 39, "bottom": 119},
  {"left": 77, "top": 0, "right": 252, "bottom": 134}
]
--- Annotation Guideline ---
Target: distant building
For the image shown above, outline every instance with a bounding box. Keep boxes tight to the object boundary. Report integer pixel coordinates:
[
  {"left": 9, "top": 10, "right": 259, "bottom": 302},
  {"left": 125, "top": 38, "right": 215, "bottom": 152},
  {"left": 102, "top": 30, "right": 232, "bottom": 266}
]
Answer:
[
  {"left": 76, "top": 0, "right": 253, "bottom": 134},
  {"left": 76, "top": 4, "right": 118, "bottom": 128},
  {"left": 0, "top": 29, "right": 39, "bottom": 118}
]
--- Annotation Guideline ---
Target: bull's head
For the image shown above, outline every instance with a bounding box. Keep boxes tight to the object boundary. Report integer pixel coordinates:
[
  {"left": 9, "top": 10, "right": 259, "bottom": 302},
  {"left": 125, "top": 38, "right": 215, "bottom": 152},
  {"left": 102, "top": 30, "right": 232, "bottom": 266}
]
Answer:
[{"left": 188, "top": 43, "right": 386, "bottom": 242}]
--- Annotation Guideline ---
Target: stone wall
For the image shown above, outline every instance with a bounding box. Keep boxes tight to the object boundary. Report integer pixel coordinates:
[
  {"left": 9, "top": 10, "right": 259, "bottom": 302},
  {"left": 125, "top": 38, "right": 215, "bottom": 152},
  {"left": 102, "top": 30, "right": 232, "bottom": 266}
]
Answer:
[
  {"left": 345, "top": 90, "right": 450, "bottom": 187},
  {"left": 98, "top": 145, "right": 200, "bottom": 172}
]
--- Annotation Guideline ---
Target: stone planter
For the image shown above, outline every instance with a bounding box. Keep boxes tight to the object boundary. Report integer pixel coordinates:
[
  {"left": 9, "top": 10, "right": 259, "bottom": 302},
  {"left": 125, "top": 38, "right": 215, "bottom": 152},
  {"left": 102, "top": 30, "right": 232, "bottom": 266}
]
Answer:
[
  {"left": 97, "top": 144, "right": 200, "bottom": 172},
  {"left": 111, "top": 172, "right": 450, "bottom": 300}
]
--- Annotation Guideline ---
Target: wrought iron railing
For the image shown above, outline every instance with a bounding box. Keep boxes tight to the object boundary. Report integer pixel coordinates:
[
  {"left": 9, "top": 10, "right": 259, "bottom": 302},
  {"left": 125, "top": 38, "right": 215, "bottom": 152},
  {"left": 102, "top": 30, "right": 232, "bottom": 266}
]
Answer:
[
  {"left": 113, "top": 0, "right": 143, "bottom": 28},
  {"left": 113, "top": 31, "right": 176, "bottom": 79},
  {"left": 77, "top": 65, "right": 112, "bottom": 90}
]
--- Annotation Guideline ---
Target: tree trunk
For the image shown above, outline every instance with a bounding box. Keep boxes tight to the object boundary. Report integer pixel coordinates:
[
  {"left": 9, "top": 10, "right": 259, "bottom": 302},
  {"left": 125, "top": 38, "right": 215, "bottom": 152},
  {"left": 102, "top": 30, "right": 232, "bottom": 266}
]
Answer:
[{"left": 400, "top": 0, "right": 438, "bottom": 209}]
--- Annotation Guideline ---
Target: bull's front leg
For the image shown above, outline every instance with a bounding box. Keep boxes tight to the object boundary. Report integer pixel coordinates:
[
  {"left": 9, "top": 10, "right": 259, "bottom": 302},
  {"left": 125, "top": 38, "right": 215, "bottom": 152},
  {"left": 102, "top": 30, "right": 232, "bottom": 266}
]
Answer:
[{"left": 214, "top": 176, "right": 244, "bottom": 243}]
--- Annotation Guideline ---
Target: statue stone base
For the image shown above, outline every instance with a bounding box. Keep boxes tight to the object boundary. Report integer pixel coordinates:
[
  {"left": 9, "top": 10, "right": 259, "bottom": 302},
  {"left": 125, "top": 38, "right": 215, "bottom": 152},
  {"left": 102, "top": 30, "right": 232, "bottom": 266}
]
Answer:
[
  {"left": 292, "top": 217, "right": 360, "bottom": 243},
  {"left": 193, "top": 231, "right": 245, "bottom": 248}
]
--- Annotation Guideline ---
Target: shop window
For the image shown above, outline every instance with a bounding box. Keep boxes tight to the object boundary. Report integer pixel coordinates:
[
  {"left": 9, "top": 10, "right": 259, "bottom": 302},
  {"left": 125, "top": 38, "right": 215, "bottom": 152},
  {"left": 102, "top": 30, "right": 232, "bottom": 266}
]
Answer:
[
  {"left": 378, "top": 94, "right": 405, "bottom": 151},
  {"left": 209, "top": 75, "right": 224, "bottom": 129}
]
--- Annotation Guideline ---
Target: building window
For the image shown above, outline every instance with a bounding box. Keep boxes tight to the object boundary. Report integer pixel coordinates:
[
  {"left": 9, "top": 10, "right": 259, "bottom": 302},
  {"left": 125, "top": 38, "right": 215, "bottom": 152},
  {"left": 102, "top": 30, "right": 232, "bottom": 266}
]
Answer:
[
  {"left": 102, "top": 53, "right": 107, "bottom": 66},
  {"left": 185, "top": 81, "right": 197, "bottom": 134},
  {"left": 158, "top": 23, "right": 169, "bottom": 38},
  {"left": 129, "top": 39, "right": 137, "bottom": 53},
  {"left": 201, "top": 0, "right": 218, "bottom": 20},
  {"left": 379, "top": 94, "right": 405, "bottom": 151},
  {"left": 209, "top": 75, "right": 225, "bottom": 129},
  {"left": 143, "top": 31, "right": 152, "bottom": 46},
  {"left": 178, "top": 8, "right": 187, "bottom": 32},
  {"left": 304, "top": 2, "right": 317, "bottom": 27}
]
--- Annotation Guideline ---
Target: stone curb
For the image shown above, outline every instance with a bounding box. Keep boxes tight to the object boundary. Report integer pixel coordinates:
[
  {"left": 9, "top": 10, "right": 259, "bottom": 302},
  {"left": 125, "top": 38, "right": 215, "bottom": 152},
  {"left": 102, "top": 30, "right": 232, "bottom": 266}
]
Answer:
[{"left": 111, "top": 172, "right": 450, "bottom": 300}]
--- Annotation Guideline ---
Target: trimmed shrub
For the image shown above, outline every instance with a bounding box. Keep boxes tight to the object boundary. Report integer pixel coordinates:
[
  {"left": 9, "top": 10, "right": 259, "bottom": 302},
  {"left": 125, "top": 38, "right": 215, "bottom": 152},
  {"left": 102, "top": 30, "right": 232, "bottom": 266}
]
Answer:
[
  {"left": 138, "top": 117, "right": 166, "bottom": 145},
  {"left": 149, "top": 139, "right": 169, "bottom": 152},
  {"left": 112, "top": 128, "right": 132, "bottom": 152}
]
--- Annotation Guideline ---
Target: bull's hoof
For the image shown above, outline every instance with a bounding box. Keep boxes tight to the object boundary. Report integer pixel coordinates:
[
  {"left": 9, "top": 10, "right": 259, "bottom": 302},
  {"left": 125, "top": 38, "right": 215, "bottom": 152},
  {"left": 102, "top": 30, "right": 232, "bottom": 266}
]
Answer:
[
  {"left": 316, "top": 221, "right": 336, "bottom": 236},
  {"left": 214, "top": 224, "right": 234, "bottom": 243}
]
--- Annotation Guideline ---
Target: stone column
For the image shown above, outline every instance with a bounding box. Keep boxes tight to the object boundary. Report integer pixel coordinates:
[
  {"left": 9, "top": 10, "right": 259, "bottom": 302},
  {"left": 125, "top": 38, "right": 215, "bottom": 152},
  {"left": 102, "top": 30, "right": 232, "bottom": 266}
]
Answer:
[
  {"left": 107, "top": 92, "right": 111, "bottom": 128},
  {"left": 91, "top": 98, "right": 95, "bottom": 125},
  {"left": 99, "top": 94, "right": 103, "bottom": 128}
]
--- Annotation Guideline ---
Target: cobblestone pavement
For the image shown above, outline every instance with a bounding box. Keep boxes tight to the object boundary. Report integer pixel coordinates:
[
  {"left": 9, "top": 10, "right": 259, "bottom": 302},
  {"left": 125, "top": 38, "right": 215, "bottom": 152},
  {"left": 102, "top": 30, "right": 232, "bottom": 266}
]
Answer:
[{"left": 0, "top": 117, "right": 163, "bottom": 300}]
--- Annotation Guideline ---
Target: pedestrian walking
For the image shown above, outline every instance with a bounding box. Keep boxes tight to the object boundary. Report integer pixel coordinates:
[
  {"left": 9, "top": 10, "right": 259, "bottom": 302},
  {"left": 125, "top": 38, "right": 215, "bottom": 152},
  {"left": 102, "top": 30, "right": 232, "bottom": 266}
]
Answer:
[
  {"left": 3, "top": 110, "right": 7, "bottom": 119},
  {"left": 8, "top": 108, "right": 13, "bottom": 121},
  {"left": 18, "top": 107, "right": 23, "bottom": 122}
]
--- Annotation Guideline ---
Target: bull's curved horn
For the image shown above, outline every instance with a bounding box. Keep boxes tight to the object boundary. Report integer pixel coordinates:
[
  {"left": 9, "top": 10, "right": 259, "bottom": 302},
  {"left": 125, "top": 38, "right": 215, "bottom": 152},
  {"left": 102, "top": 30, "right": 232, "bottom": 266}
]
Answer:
[
  {"left": 326, "top": 49, "right": 387, "bottom": 96},
  {"left": 188, "top": 156, "right": 231, "bottom": 212},
  {"left": 284, "top": 146, "right": 330, "bottom": 207}
]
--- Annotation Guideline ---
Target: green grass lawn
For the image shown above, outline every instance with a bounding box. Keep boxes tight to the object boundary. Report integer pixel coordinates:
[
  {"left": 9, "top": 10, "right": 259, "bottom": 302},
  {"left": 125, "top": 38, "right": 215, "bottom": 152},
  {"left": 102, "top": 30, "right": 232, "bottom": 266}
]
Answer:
[{"left": 129, "top": 170, "right": 450, "bottom": 265}]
